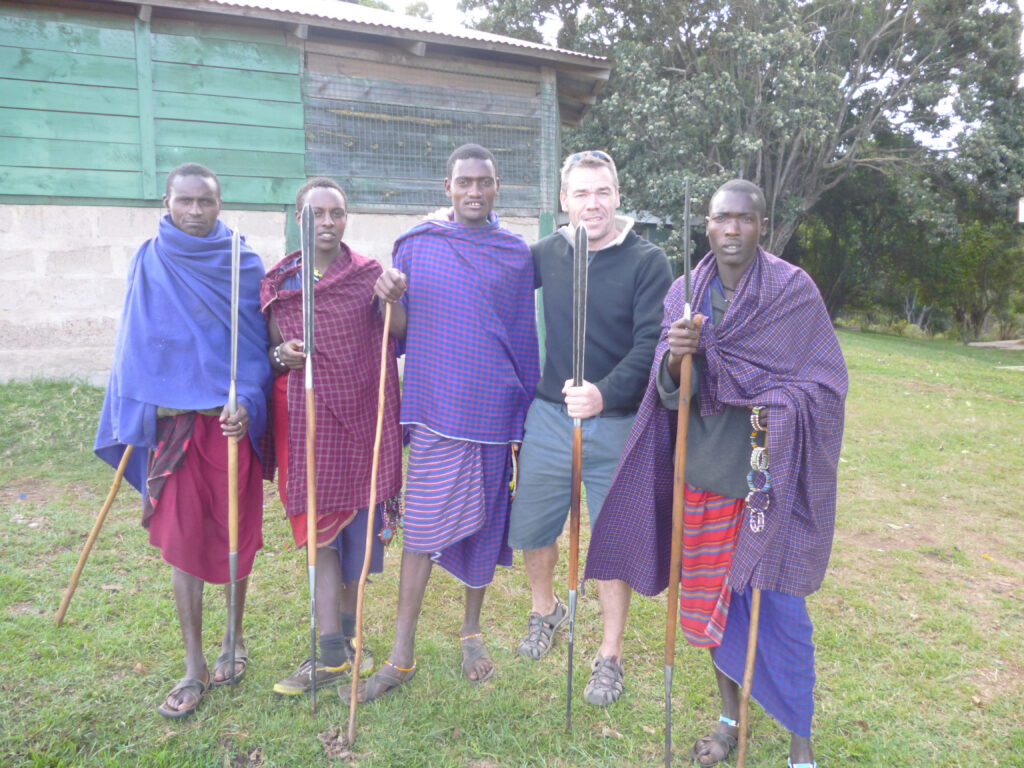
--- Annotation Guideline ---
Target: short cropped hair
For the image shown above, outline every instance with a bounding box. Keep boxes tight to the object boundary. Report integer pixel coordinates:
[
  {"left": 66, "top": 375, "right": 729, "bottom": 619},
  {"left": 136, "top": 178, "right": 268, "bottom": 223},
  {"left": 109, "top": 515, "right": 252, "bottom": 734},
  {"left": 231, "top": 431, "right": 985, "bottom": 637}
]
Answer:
[
  {"left": 446, "top": 143, "right": 498, "bottom": 179},
  {"left": 711, "top": 179, "right": 766, "bottom": 218},
  {"left": 560, "top": 150, "right": 619, "bottom": 193},
  {"left": 295, "top": 176, "right": 347, "bottom": 210},
  {"left": 165, "top": 162, "right": 220, "bottom": 198}
]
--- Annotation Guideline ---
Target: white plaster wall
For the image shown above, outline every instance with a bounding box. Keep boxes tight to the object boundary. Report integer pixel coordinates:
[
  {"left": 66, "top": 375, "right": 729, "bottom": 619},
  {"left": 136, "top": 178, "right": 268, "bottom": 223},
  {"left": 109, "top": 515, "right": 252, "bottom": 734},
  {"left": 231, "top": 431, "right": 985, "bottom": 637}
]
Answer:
[{"left": 0, "top": 205, "right": 538, "bottom": 385}]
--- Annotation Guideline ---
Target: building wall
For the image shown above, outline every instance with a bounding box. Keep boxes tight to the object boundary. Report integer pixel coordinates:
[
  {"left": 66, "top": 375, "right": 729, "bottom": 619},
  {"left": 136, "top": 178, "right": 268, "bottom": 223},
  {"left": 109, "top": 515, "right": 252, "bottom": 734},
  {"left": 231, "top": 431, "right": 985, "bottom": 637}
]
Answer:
[
  {"left": 302, "top": 36, "right": 556, "bottom": 216},
  {"left": 0, "top": 205, "right": 538, "bottom": 385},
  {"left": 0, "top": 2, "right": 306, "bottom": 204},
  {"left": 0, "top": 0, "right": 553, "bottom": 383}
]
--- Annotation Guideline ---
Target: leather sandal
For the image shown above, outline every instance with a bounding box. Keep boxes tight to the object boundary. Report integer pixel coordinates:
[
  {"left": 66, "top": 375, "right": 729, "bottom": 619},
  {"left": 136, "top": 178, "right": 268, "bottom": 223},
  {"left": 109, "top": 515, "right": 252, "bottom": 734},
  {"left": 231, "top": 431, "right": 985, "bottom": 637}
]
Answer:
[{"left": 517, "top": 597, "right": 567, "bottom": 660}]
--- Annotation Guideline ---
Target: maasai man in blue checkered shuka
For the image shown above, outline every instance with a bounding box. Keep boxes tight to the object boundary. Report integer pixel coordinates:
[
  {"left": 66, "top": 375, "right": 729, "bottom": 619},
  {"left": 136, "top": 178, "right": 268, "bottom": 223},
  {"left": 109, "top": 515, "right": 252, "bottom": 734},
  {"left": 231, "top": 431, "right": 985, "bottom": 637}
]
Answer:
[
  {"left": 345, "top": 144, "right": 539, "bottom": 703},
  {"left": 585, "top": 180, "right": 848, "bottom": 768}
]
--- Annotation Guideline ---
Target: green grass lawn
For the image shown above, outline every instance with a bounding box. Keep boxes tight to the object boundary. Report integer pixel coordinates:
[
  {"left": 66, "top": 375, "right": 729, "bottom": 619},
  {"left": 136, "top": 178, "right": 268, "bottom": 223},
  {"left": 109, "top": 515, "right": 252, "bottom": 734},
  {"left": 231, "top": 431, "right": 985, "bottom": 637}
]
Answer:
[{"left": 1, "top": 331, "right": 1022, "bottom": 767}]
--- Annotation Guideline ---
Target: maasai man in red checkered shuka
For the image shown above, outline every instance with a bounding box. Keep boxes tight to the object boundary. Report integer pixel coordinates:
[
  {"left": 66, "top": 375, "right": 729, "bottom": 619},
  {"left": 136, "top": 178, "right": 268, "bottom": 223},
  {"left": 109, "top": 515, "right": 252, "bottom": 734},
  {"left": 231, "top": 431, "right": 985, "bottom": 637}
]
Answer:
[{"left": 259, "top": 177, "right": 403, "bottom": 698}]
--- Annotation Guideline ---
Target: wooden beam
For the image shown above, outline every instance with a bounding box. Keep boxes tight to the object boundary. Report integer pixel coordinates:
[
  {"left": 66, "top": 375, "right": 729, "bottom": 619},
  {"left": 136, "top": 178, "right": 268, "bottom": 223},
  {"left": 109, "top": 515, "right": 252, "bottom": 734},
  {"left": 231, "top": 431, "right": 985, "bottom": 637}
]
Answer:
[
  {"left": 138, "top": 5, "right": 152, "bottom": 22},
  {"left": 397, "top": 39, "right": 426, "bottom": 57},
  {"left": 134, "top": 14, "right": 157, "bottom": 198}
]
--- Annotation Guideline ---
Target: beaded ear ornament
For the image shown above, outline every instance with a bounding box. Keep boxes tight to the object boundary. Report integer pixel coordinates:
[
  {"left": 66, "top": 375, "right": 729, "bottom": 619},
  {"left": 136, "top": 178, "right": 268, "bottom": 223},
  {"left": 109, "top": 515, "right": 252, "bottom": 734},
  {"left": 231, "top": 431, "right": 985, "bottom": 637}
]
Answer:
[
  {"left": 745, "top": 406, "right": 769, "bottom": 533},
  {"left": 378, "top": 496, "right": 403, "bottom": 546}
]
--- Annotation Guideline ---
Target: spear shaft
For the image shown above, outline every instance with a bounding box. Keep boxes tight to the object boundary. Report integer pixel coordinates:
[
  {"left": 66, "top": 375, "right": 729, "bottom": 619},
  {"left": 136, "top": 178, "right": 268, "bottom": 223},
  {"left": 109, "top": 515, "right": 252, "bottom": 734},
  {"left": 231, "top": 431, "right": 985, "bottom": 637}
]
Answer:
[
  {"left": 664, "top": 179, "right": 692, "bottom": 767},
  {"left": 227, "top": 229, "right": 241, "bottom": 690},
  {"left": 566, "top": 222, "right": 588, "bottom": 731},
  {"left": 301, "top": 203, "right": 319, "bottom": 714}
]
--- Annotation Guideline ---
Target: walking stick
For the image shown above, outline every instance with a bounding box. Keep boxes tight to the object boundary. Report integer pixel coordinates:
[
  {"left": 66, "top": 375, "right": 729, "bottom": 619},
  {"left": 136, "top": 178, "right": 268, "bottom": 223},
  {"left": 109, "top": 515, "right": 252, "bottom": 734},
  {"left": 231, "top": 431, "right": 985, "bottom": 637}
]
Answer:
[
  {"left": 226, "top": 229, "right": 241, "bottom": 690},
  {"left": 300, "top": 203, "right": 320, "bottom": 714},
  {"left": 664, "top": 179, "right": 693, "bottom": 767},
  {"left": 55, "top": 445, "right": 134, "bottom": 626},
  {"left": 566, "top": 222, "right": 588, "bottom": 731},
  {"left": 348, "top": 301, "right": 392, "bottom": 745},
  {"left": 736, "top": 587, "right": 762, "bottom": 768}
]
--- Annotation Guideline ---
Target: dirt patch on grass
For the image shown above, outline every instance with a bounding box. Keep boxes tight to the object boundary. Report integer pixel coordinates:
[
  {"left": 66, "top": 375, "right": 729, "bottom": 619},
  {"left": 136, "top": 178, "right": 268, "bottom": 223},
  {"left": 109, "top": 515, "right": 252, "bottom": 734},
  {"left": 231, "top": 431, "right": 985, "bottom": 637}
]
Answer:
[
  {"left": 968, "top": 661, "right": 1024, "bottom": 707},
  {"left": 833, "top": 517, "right": 1023, "bottom": 632},
  {"left": 0, "top": 478, "right": 98, "bottom": 508},
  {"left": 968, "top": 339, "right": 1024, "bottom": 349}
]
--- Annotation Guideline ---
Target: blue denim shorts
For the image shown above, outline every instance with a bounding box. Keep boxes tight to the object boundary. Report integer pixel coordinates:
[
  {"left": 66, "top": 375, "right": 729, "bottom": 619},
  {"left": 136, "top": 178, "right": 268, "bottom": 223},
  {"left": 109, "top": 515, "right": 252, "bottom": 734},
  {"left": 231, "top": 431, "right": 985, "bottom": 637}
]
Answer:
[{"left": 507, "top": 398, "right": 635, "bottom": 550}]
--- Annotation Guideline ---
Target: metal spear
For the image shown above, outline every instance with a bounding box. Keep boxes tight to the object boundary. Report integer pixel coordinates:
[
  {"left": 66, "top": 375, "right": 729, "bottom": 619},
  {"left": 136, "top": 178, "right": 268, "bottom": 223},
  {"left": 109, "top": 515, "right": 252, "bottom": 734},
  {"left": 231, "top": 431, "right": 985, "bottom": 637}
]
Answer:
[
  {"left": 664, "top": 179, "right": 694, "bottom": 767},
  {"left": 566, "top": 222, "right": 588, "bottom": 731},
  {"left": 348, "top": 301, "right": 393, "bottom": 745},
  {"left": 55, "top": 445, "right": 134, "bottom": 626},
  {"left": 226, "top": 228, "right": 241, "bottom": 690},
  {"left": 300, "top": 202, "right": 319, "bottom": 714}
]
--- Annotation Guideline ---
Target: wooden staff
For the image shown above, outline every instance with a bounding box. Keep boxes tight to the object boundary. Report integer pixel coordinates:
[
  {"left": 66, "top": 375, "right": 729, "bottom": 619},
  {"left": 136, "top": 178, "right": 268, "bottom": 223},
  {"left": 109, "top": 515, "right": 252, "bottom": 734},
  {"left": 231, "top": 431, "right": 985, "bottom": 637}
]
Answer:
[
  {"left": 664, "top": 179, "right": 692, "bottom": 767},
  {"left": 300, "top": 202, "right": 319, "bottom": 714},
  {"left": 736, "top": 587, "right": 763, "bottom": 768},
  {"left": 566, "top": 221, "right": 588, "bottom": 731},
  {"left": 347, "top": 301, "right": 392, "bottom": 745},
  {"left": 226, "top": 228, "right": 241, "bottom": 690},
  {"left": 55, "top": 445, "right": 134, "bottom": 626}
]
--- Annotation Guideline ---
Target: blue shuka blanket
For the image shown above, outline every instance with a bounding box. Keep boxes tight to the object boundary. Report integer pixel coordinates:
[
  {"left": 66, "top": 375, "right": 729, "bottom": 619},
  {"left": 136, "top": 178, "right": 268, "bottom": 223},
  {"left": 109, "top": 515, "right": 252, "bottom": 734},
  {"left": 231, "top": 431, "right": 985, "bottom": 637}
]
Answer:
[{"left": 94, "top": 215, "right": 272, "bottom": 493}]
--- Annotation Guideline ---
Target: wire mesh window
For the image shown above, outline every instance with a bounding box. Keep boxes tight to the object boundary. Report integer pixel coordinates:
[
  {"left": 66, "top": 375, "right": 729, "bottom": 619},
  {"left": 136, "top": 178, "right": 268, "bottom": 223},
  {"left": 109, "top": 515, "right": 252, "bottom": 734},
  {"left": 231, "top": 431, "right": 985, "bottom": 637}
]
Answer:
[{"left": 304, "top": 73, "right": 546, "bottom": 214}]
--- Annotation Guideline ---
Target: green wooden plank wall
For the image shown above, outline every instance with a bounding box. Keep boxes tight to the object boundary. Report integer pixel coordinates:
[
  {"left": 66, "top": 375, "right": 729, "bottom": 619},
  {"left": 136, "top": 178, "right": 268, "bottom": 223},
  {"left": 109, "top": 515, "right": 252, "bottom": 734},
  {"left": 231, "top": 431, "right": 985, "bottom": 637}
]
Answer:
[{"left": 0, "top": 4, "right": 304, "bottom": 205}]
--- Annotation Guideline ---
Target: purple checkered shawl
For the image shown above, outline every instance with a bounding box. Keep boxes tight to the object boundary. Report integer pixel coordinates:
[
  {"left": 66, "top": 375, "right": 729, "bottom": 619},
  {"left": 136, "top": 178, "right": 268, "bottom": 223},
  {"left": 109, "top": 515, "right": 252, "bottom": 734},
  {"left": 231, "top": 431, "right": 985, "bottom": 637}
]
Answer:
[
  {"left": 585, "top": 248, "right": 847, "bottom": 597},
  {"left": 394, "top": 213, "right": 539, "bottom": 444}
]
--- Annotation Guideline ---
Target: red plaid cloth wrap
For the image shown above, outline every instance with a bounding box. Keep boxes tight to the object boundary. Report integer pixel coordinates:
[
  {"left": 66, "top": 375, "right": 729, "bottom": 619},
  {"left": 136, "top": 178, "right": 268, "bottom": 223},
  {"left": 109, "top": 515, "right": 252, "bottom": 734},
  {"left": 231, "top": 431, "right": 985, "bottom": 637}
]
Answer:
[
  {"left": 585, "top": 247, "right": 847, "bottom": 597},
  {"left": 259, "top": 247, "right": 403, "bottom": 523}
]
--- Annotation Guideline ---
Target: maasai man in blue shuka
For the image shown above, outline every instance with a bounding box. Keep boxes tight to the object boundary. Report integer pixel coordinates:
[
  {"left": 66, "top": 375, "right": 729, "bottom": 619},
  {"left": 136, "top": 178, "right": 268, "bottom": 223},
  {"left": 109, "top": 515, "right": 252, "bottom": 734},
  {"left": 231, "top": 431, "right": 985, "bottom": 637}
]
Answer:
[
  {"left": 345, "top": 144, "right": 539, "bottom": 703},
  {"left": 94, "top": 163, "right": 272, "bottom": 720},
  {"left": 585, "top": 180, "right": 847, "bottom": 768}
]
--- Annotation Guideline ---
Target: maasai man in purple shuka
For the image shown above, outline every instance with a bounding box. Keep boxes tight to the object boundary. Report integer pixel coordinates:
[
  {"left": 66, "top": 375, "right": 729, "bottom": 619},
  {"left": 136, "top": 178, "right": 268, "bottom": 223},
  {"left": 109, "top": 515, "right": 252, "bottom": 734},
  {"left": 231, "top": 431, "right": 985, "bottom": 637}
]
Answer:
[
  {"left": 259, "top": 177, "right": 403, "bottom": 698},
  {"left": 344, "top": 144, "right": 539, "bottom": 704},
  {"left": 94, "top": 164, "right": 272, "bottom": 719},
  {"left": 585, "top": 180, "right": 847, "bottom": 768}
]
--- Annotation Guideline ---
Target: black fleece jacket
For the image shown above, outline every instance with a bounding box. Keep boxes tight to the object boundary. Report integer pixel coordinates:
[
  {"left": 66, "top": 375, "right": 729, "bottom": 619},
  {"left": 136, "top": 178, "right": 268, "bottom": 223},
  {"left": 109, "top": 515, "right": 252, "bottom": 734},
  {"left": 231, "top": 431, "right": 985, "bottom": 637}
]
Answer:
[{"left": 532, "top": 224, "right": 672, "bottom": 415}]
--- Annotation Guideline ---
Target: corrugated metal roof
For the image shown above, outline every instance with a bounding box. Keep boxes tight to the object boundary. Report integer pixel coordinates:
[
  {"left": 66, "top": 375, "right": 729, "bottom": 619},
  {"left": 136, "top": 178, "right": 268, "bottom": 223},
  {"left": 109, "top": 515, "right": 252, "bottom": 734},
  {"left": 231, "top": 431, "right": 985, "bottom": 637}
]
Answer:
[{"left": 186, "top": 0, "right": 606, "bottom": 64}]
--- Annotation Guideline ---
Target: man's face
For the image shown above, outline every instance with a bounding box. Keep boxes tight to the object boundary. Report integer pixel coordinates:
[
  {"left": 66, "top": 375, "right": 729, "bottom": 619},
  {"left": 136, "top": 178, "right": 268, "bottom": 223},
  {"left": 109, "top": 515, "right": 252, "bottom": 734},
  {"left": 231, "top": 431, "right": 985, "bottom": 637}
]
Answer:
[
  {"left": 164, "top": 174, "right": 221, "bottom": 238},
  {"left": 560, "top": 164, "right": 620, "bottom": 250},
  {"left": 705, "top": 190, "right": 767, "bottom": 276},
  {"left": 445, "top": 158, "right": 499, "bottom": 226},
  {"left": 298, "top": 186, "right": 347, "bottom": 256}
]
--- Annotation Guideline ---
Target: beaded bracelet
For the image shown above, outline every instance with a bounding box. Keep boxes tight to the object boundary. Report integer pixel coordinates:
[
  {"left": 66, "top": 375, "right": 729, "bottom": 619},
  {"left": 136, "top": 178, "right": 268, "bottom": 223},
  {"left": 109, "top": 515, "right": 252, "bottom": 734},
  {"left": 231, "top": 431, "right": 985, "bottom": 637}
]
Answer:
[
  {"left": 272, "top": 343, "right": 285, "bottom": 369},
  {"left": 746, "top": 405, "right": 768, "bottom": 532},
  {"left": 747, "top": 468, "right": 772, "bottom": 493},
  {"left": 750, "top": 405, "right": 765, "bottom": 432},
  {"left": 750, "top": 446, "right": 768, "bottom": 472}
]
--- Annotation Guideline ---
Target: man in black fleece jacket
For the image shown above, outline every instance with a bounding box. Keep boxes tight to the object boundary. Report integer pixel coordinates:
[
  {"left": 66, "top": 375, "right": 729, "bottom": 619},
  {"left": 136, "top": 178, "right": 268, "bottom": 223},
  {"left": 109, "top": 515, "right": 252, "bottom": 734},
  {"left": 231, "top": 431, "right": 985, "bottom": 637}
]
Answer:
[{"left": 507, "top": 150, "right": 672, "bottom": 706}]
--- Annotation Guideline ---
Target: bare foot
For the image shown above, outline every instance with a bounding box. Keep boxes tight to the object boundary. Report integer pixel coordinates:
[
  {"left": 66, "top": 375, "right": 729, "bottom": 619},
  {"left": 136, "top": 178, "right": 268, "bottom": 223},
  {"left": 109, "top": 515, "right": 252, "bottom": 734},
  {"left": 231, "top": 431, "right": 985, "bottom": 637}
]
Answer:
[{"left": 460, "top": 634, "right": 494, "bottom": 683}]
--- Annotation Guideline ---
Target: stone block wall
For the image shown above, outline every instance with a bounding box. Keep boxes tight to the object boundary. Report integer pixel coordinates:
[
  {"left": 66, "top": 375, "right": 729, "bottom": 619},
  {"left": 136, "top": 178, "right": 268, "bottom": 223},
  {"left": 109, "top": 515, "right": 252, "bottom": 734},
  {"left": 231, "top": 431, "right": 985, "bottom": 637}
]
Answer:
[{"left": 0, "top": 205, "right": 537, "bottom": 385}]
